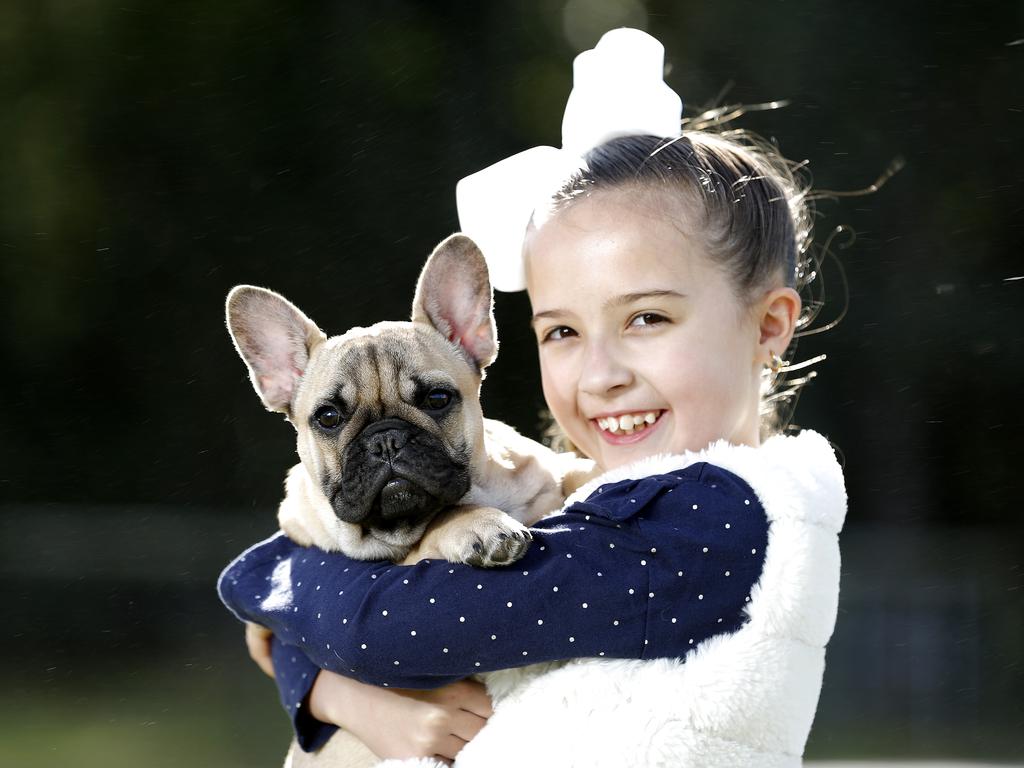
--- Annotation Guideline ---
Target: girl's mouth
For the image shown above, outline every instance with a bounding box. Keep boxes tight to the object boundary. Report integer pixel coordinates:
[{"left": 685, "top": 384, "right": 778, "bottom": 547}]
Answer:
[{"left": 594, "top": 410, "right": 664, "bottom": 443}]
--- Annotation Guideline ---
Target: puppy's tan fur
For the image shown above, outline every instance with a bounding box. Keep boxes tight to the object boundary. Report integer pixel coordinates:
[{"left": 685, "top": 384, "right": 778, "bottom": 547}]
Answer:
[
  {"left": 228, "top": 234, "right": 591, "bottom": 565},
  {"left": 228, "top": 234, "right": 593, "bottom": 767}
]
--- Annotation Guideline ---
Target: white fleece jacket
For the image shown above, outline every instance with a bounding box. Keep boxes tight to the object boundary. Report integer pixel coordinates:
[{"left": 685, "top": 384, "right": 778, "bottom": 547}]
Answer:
[{"left": 375, "top": 429, "right": 847, "bottom": 768}]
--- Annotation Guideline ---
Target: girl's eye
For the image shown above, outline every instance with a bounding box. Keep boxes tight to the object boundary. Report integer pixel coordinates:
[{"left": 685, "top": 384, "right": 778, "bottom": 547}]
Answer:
[
  {"left": 542, "top": 326, "right": 577, "bottom": 342},
  {"left": 422, "top": 388, "right": 453, "bottom": 411},
  {"left": 314, "top": 405, "right": 341, "bottom": 429},
  {"left": 629, "top": 312, "right": 668, "bottom": 328}
]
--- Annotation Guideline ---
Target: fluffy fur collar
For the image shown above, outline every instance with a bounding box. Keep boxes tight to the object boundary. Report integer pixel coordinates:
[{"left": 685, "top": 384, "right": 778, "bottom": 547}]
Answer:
[
  {"left": 378, "top": 429, "right": 848, "bottom": 768},
  {"left": 565, "top": 429, "right": 846, "bottom": 535}
]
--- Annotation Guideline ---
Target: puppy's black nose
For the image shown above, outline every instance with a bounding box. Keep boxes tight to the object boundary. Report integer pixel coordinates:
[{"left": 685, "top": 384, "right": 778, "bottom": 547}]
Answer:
[
  {"left": 367, "top": 428, "right": 410, "bottom": 460},
  {"left": 359, "top": 417, "right": 415, "bottom": 461}
]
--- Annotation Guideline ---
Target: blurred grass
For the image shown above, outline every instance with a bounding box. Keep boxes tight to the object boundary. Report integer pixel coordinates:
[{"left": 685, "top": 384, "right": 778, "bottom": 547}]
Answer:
[
  {"left": 807, "top": 727, "right": 1024, "bottom": 764},
  {"left": 0, "top": 654, "right": 292, "bottom": 768},
  {"left": 3, "top": 658, "right": 1021, "bottom": 766}
]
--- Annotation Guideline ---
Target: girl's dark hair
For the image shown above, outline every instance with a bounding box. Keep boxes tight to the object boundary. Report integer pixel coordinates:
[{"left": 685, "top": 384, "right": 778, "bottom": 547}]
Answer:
[{"left": 546, "top": 126, "right": 818, "bottom": 441}]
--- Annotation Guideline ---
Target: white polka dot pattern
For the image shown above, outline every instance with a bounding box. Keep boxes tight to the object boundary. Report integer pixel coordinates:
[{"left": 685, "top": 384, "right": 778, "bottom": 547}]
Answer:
[{"left": 219, "top": 462, "right": 769, "bottom": 750}]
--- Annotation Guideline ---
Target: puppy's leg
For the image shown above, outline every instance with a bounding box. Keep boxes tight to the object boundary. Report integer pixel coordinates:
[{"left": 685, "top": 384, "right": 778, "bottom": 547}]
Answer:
[
  {"left": 402, "top": 505, "right": 531, "bottom": 567},
  {"left": 284, "top": 732, "right": 379, "bottom": 768}
]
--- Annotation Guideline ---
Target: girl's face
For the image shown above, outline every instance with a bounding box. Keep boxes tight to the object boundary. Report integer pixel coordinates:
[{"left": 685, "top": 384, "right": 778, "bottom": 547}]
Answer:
[{"left": 525, "top": 188, "right": 776, "bottom": 472}]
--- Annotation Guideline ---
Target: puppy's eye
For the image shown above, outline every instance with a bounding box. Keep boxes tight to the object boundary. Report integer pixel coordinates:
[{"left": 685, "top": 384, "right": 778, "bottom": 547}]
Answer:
[
  {"left": 421, "top": 388, "right": 453, "bottom": 411},
  {"left": 314, "top": 405, "right": 341, "bottom": 429}
]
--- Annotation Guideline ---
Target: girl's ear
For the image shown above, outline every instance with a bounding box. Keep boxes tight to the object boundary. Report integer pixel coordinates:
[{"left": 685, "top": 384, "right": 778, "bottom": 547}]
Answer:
[{"left": 756, "top": 287, "right": 802, "bottom": 363}]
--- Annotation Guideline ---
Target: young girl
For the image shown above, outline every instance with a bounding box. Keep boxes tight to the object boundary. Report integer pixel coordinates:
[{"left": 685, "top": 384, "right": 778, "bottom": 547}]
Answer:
[{"left": 219, "top": 29, "right": 846, "bottom": 768}]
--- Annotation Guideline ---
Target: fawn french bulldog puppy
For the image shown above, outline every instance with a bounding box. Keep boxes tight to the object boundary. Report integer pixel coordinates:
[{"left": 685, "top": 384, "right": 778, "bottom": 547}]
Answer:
[{"left": 226, "top": 233, "right": 593, "bottom": 566}]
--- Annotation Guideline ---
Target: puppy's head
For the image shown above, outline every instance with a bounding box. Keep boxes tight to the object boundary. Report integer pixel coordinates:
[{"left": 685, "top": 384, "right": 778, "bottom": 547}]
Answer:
[{"left": 226, "top": 234, "right": 497, "bottom": 552}]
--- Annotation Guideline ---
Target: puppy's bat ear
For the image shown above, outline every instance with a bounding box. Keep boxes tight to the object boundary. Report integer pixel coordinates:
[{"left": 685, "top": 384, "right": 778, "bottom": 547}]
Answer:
[
  {"left": 226, "top": 286, "right": 327, "bottom": 414},
  {"left": 412, "top": 234, "right": 498, "bottom": 373}
]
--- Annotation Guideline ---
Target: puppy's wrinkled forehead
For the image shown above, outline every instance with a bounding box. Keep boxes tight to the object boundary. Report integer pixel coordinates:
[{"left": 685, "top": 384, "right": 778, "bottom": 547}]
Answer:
[{"left": 297, "top": 321, "right": 470, "bottom": 416}]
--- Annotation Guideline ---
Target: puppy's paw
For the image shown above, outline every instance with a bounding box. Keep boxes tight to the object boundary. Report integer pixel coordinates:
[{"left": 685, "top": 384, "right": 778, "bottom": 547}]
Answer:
[
  {"left": 466, "top": 518, "right": 533, "bottom": 568},
  {"left": 444, "top": 507, "right": 532, "bottom": 567},
  {"left": 403, "top": 504, "right": 533, "bottom": 567}
]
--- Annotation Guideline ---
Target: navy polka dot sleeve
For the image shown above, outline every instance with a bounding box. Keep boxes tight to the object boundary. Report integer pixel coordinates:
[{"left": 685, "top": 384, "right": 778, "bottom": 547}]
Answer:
[
  {"left": 269, "top": 636, "right": 336, "bottom": 751},
  {"left": 218, "top": 462, "right": 768, "bottom": 748}
]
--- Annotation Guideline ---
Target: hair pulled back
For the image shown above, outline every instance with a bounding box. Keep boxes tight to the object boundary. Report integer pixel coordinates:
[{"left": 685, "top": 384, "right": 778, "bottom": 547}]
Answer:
[{"left": 554, "top": 132, "right": 812, "bottom": 300}]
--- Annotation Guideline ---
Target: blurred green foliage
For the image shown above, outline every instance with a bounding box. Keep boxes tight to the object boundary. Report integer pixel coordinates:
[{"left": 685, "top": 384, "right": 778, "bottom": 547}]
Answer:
[{"left": 1, "top": 0, "right": 1022, "bottom": 522}]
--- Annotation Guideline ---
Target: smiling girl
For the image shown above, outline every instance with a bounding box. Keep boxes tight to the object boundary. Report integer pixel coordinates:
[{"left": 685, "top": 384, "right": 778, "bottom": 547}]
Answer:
[
  {"left": 527, "top": 179, "right": 799, "bottom": 469},
  {"left": 219, "top": 29, "right": 846, "bottom": 768}
]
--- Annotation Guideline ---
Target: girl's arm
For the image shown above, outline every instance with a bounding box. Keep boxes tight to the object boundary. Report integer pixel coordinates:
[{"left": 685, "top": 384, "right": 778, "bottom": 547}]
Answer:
[
  {"left": 248, "top": 627, "right": 493, "bottom": 756},
  {"left": 219, "top": 463, "right": 768, "bottom": 688},
  {"left": 308, "top": 669, "right": 491, "bottom": 761}
]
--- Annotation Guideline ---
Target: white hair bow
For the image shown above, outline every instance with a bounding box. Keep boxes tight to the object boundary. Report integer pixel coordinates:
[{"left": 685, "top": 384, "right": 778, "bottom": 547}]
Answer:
[{"left": 456, "top": 28, "right": 683, "bottom": 292}]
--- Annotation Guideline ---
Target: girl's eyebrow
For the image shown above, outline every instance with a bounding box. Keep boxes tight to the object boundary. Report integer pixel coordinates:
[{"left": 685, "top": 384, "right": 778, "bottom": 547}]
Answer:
[
  {"left": 604, "top": 289, "right": 687, "bottom": 309},
  {"left": 530, "top": 309, "right": 565, "bottom": 326},
  {"left": 531, "top": 290, "right": 686, "bottom": 326}
]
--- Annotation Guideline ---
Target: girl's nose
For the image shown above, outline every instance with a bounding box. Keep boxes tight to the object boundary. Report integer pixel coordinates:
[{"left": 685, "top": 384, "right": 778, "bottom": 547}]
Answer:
[{"left": 578, "top": 341, "right": 633, "bottom": 396}]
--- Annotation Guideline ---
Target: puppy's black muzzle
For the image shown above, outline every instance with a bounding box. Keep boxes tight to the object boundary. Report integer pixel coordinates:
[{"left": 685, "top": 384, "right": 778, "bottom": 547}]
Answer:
[{"left": 334, "top": 418, "right": 470, "bottom": 529}]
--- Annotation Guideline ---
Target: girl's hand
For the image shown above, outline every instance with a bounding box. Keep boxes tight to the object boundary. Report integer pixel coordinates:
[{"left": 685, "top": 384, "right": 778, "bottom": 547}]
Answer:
[
  {"left": 309, "top": 669, "right": 493, "bottom": 763},
  {"left": 244, "top": 621, "right": 275, "bottom": 678}
]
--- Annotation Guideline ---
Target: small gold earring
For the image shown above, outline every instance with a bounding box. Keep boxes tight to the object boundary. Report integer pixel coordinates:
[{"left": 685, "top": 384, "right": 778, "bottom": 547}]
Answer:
[{"left": 768, "top": 352, "right": 786, "bottom": 373}]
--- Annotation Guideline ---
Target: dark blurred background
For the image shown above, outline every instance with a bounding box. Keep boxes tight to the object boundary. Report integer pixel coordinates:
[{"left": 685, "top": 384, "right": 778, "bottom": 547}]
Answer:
[{"left": 1, "top": 1, "right": 1022, "bottom": 765}]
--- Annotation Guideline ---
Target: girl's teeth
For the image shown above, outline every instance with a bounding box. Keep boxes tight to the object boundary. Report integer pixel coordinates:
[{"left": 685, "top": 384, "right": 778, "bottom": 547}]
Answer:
[{"left": 597, "top": 411, "right": 660, "bottom": 434}]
